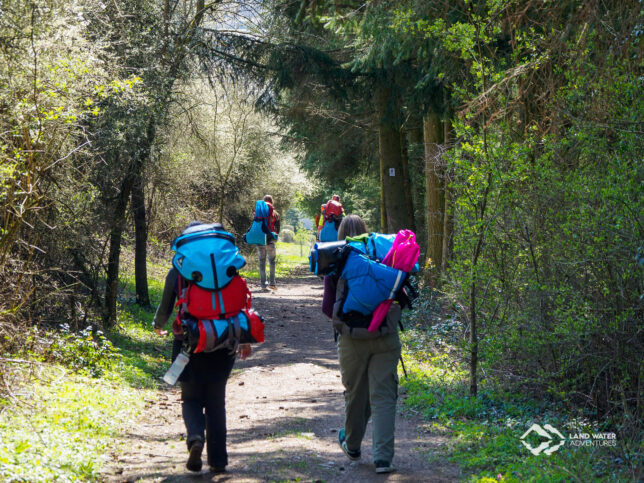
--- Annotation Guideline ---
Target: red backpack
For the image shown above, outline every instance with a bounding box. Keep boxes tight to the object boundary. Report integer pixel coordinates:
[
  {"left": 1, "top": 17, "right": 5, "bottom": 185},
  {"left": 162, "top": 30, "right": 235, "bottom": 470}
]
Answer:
[
  {"left": 178, "top": 275, "right": 250, "bottom": 319},
  {"left": 264, "top": 202, "right": 276, "bottom": 232},
  {"left": 175, "top": 275, "right": 265, "bottom": 353},
  {"left": 325, "top": 200, "right": 343, "bottom": 218}
]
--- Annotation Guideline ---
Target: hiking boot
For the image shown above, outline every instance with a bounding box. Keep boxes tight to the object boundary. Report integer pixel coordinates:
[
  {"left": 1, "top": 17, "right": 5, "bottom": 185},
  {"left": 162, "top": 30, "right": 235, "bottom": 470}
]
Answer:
[
  {"left": 374, "top": 460, "right": 396, "bottom": 474},
  {"left": 268, "top": 284, "right": 277, "bottom": 290},
  {"left": 186, "top": 439, "right": 203, "bottom": 472},
  {"left": 209, "top": 466, "right": 226, "bottom": 474},
  {"left": 338, "top": 429, "right": 360, "bottom": 461}
]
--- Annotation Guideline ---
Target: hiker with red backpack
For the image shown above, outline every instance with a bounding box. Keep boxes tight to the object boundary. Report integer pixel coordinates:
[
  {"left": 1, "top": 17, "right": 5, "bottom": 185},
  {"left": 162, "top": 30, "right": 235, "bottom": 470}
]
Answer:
[
  {"left": 153, "top": 222, "right": 264, "bottom": 475},
  {"left": 316, "top": 195, "right": 345, "bottom": 242}
]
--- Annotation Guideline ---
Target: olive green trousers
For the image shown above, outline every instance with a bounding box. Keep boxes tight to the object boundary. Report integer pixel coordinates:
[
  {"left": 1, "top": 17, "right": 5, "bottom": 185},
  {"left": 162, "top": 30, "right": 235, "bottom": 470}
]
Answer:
[{"left": 337, "top": 331, "right": 401, "bottom": 463}]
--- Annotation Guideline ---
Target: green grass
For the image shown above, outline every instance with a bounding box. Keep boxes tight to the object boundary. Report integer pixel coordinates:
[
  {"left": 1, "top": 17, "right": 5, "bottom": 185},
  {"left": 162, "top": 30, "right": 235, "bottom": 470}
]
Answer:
[
  {"left": 398, "top": 329, "right": 640, "bottom": 482},
  {"left": 239, "top": 241, "right": 311, "bottom": 280},
  {"left": 0, "top": 256, "right": 171, "bottom": 482},
  {"left": 0, "top": 367, "right": 150, "bottom": 482}
]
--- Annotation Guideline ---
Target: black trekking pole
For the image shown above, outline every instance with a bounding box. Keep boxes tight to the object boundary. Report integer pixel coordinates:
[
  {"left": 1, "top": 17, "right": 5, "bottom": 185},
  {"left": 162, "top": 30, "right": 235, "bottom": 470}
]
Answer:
[{"left": 399, "top": 356, "right": 408, "bottom": 379}]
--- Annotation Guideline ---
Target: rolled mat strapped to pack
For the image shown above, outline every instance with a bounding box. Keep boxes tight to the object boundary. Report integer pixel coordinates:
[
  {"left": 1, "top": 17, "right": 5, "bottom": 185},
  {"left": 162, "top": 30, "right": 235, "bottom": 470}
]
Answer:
[
  {"left": 309, "top": 240, "right": 347, "bottom": 275},
  {"left": 172, "top": 224, "right": 246, "bottom": 290},
  {"left": 182, "top": 308, "right": 265, "bottom": 354}
]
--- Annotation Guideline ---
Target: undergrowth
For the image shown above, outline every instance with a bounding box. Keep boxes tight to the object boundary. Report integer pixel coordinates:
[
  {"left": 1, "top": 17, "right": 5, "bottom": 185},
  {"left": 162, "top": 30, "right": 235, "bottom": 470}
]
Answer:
[
  {"left": 0, "top": 366, "right": 149, "bottom": 482},
  {"left": 399, "top": 302, "right": 642, "bottom": 483}
]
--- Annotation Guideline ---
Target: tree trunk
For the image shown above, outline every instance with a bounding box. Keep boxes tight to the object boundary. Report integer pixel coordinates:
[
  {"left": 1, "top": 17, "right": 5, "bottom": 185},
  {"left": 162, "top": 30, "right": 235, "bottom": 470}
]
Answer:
[
  {"left": 132, "top": 170, "right": 150, "bottom": 307},
  {"left": 400, "top": 130, "right": 416, "bottom": 233},
  {"left": 376, "top": 86, "right": 410, "bottom": 233},
  {"left": 423, "top": 110, "right": 444, "bottom": 274},
  {"left": 379, "top": 150, "right": 387, "bottom": 233},
  {"left": 469, "top": 281, "right": 478, "bottom": 395},
  {"left": 104, "top": 171, "right": 134, "bottom": 327},
  {"left": 441, "top": 118, "right": 454, "bottom": 273}
]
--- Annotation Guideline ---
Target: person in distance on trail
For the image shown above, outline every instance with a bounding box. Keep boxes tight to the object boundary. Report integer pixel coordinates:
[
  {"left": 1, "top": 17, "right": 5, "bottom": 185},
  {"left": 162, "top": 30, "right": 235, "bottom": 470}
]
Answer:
[
  {"left": 258, "top": 195, "right": 280, "bottom": 291},
  {"left": 315, "top": 194, "right": 345, "bottom": 240},
  {"left": 321, "top": 214, "right": 400, "bottom": 474},
  {"left": 153, "top": 221, "right": 252, "bottom": 475}
]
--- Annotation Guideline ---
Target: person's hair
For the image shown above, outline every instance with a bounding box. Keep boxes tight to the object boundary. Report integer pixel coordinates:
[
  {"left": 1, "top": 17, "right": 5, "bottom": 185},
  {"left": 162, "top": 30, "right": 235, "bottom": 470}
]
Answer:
[
  {"left": 332, "top": 194, "right": 340, "bottom": 201},
  {"left": 337, "top": 214, "right": 367, "bottom": 240},
  {"left": 263, "top": 195, "right": 273, "bottom": 204}
]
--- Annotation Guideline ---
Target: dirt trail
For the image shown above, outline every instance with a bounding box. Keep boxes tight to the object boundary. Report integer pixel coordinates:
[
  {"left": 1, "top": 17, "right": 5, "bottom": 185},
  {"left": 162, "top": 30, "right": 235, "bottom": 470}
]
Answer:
[{"left": 104, "top": 272, "right": 459, "bottom": 482}]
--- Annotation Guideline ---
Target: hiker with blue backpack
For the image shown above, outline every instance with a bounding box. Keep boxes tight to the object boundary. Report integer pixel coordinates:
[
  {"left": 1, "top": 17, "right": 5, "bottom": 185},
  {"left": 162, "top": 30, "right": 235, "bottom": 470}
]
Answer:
[
  {"left": 318, "top": 214, "right": 418, "bottom": 474},
  {"left": 243, "top": 195, "right": 280, "bottom": 290},
  {"left": 153, "top": 222, "right": 264, "bottom": 474}
]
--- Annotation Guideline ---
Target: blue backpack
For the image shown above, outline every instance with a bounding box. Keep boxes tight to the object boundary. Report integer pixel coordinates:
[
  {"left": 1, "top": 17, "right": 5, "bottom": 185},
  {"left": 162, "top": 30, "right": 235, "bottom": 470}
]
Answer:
[
  {"left": 319, "top": 219, "right": 339, "bottom": 242},
  {"left": 244, "top": 200, "right": 278, "bottom": 245},
  {"left": 339, "top": 249, "right": 407, "bottom": 316},
  {"left": 172, "top": 224, "right": 246, "bottom": 290}
]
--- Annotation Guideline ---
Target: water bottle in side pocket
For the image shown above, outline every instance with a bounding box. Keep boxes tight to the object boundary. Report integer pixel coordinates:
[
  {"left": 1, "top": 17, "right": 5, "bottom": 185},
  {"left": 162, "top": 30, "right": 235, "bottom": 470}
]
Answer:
[{"left": 163, "top": 351, "right": 190, "bottom": 385}]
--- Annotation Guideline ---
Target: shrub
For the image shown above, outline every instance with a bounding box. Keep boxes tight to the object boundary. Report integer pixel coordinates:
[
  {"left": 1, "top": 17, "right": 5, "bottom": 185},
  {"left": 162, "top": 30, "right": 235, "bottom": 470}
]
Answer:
[{"left": 280, "top": 229, "right": 295, "bottom": 243}]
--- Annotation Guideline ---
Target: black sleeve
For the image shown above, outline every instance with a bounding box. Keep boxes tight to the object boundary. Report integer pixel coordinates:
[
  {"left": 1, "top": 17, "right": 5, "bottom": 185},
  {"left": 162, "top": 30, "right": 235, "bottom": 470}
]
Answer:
[{"left": 153, "top": 267, "right": 179, "bottom": 329}]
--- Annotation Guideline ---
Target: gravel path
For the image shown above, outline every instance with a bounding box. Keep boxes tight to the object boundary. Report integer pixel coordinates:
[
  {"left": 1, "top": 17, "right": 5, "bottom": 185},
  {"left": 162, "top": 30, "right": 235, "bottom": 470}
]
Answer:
[{"left": 103, "top": 272, "right": 460, "bottom": 482}]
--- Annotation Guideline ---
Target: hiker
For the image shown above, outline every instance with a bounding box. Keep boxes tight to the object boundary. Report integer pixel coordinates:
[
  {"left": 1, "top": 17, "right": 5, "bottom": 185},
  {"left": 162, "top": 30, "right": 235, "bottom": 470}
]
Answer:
[
  {"left": 321, "top": 214, "right": 400, "bottom": 474},
  {"left": 316, "top": 195, "right": 344, "bottom": 242},
  {"left": 257, "top": 195, "right": 280, "bottom": 290},
  {"left": 153, "top": 222, "right": 253, "bottom": 475}
]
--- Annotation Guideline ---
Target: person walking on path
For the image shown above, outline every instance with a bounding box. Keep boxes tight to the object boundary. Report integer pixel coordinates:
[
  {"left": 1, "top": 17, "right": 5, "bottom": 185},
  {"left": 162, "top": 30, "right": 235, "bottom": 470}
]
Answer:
[
  {"left": 153, "top": 222, "right": 252, "bottom": 475},
  {"left": 321, "top": 214, "right": 400, "bottom": 474},
  {"left": 258, "top": 195, "right": 280, "bottom": 290}
]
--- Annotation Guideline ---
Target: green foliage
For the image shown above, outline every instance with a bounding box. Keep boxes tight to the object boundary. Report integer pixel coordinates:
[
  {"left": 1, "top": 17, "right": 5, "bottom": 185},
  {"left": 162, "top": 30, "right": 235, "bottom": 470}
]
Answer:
[
  {"left": 399, "top": 333, "right": 640, "bottom": 482},
  {"left": 0, "top": 369, "right": 148, "bottom": 482},
  {"left": 44, "top": 326, "right": 119, "bottom": 377}
]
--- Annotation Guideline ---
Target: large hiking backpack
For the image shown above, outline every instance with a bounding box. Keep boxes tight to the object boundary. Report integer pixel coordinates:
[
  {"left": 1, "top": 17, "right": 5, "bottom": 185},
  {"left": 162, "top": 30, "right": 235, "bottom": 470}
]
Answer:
[
  {"left": 339, "top": 249, "right": 407, "bottom": 316},
  {"left": 331, "top": 248, "right": 407, "bottom": 339},
  {"left": 171, "top": 224, "right": 265, "bottom": 354},
  {"left": 324, "top": 199, "right": 343, "bottom": 217},
  {"left": 319, "top": 218, "right": 340, "bottom": 242},
  {"left": 308, "top": 231, "right": 418, "bottom": 339},
  {"left": 244, "top": 200, "right": 278, "bottom": 245},
  {"left": 172, "top": 224, "right": 246, "bottom": 290}
]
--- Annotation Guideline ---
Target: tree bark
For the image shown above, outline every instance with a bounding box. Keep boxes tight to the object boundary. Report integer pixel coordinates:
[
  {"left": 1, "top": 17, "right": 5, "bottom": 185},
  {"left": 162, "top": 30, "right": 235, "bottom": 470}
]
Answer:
[
  {"left": 376, "top": 86, "right": 410, "bottom": 233},
  {"left": 104, "top": 167, "right": 135, "bottom": 327},
  {"left": 469, "top": 282, "right": 478, "bottom": 395},
  {"left": 423, "top": 109, "right": 444, "bottom": 274},
  {"left": 441, "top": 118, "right": 454, "bottom": 273},
  {"left": 400, "top": 130, "right": 416, "bottom": 233},
  {"left": 131, "top": 170, "right": 150, "bottom": 307},
  {"left": 379, "top": 148, "right": 387, "bottom": 233}
]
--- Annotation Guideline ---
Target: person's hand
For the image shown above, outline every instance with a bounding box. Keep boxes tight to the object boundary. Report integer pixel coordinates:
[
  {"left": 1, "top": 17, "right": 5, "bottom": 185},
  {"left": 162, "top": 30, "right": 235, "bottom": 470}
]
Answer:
[
  {"left": 154, "top": 327, "right": 168, "bottom": 336},
  {"left": 238, "top": 343, "right": 252, "bottom": 360}
]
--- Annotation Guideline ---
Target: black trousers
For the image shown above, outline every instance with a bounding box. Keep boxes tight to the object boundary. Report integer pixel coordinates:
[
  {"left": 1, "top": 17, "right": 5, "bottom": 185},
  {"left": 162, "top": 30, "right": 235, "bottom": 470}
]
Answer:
[{"left": 179, "top": 350, "right": 235, "bottom": 467}]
